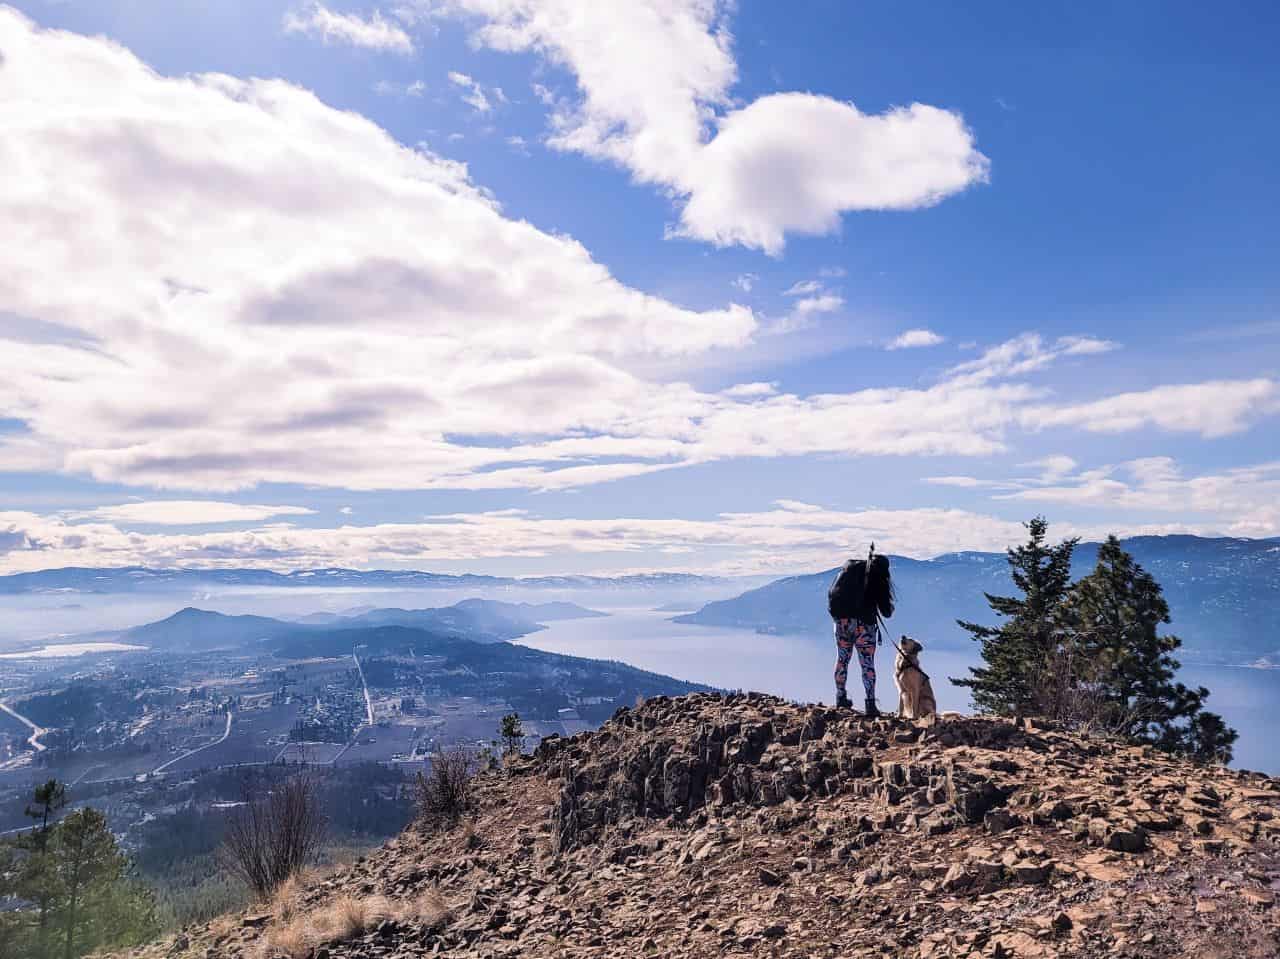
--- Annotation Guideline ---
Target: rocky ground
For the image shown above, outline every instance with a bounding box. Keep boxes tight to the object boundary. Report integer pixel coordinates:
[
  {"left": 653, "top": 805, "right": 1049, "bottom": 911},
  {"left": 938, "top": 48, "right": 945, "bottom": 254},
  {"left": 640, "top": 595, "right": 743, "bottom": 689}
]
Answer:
[{"left": 121, "top": 693, "right": 1280, "bottom": 958}]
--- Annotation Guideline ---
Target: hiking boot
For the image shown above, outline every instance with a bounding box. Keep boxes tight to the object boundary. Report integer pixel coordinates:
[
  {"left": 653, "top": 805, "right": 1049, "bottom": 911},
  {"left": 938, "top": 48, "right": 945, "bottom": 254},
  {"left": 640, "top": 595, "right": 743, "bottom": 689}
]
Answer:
[
  {"left": 835, "top": 692, "right": 852, "bottom": 709},
  {"left": 864, "top": 697, "right": 880, "bottom": 719}
]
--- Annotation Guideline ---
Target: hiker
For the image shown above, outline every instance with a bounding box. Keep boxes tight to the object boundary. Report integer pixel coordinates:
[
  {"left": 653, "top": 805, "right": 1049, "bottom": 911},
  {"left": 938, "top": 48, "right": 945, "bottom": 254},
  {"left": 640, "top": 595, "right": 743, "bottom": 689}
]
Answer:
[{"left": 827, "top": 546, "right": 894, "bottom": 716}]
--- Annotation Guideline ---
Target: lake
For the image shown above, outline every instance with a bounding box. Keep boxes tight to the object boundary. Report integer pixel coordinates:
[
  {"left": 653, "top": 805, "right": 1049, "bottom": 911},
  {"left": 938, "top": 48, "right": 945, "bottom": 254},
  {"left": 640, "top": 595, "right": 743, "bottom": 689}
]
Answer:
[
  {"left": 0, "top": 642, "right": 147, "bottom": 659},
  {"left": 519, "top": 607, "right": 1280, "bottom": 776}
]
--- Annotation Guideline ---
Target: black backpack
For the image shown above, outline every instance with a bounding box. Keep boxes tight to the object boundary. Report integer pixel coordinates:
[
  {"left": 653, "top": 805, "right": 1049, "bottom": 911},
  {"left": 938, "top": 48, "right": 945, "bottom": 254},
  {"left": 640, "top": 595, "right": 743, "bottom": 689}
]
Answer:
[{"left": 827, "top": 560, "right": 866, "bottom": 620}]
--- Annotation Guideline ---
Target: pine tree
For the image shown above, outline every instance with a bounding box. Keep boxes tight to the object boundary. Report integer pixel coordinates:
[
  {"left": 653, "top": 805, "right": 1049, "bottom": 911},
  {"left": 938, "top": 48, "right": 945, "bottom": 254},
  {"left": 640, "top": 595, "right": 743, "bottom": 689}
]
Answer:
[
  {"left": 1063, "top": 535, "right": 1238, "bottom": 763},
  {"left": 0, "top": 795, "right": 155, "bottom": 959},
  {"left": 500, "top": 712, "right": 524, "bottom": 756},
  {"left": 22, "top": 779, "right": 67, "bottom": 956},
  {"left": 49, "top": 807, "right": 155, "bottom": 959},
  {"left": 26, "top": 781, "right": 67, "bottom": 849},
  {"left": 952, "top": 517, "right": 1078, "bottom": 716}
]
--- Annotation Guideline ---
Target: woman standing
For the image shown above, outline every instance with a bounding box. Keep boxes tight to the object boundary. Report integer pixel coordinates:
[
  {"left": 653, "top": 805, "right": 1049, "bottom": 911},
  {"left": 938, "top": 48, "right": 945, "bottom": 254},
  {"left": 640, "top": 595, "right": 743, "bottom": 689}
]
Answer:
[{"left": 827, "top": 549, "right": 895, "bottom": 716}]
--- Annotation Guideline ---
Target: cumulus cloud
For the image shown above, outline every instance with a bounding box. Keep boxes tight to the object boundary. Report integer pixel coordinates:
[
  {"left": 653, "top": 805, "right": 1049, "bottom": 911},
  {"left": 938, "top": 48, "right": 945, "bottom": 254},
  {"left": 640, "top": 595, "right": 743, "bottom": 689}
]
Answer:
[
  {"left": 435, "top": 1, "right": 988, "bottom": 253},
  {"left": 887, "top": 328, "right": 945, "bottom": 350},
  {"left": 284, "top": 3, "right": 414, "bottom": 53},
  {"left": 74, "top": 501, "right": 316, "bottom": 525}
]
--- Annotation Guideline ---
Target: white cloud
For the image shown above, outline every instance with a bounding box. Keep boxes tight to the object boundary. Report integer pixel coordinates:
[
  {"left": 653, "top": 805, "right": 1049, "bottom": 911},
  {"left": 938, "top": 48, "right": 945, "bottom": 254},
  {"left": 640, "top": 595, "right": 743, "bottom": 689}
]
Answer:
[
  {"left": 0, "top": 12, "right": 1272, "bottom": 502},
  {"left": 1022, "top": 379, "right": 1278, "bottom": 439},
  {"left": 721, "top": 382, "right": 776, "bottom": 398},
  {"left": 946, "top": 334, "right": 1117, "bottom": 386},
  {"left": 339, "top": 506, "right": 354, "bottom": 515},
  {"left": 75, "top": 501, "right": 316, "bottom": 525},
  {"left": 792, "top": 294, "right": 843, "bottom": 316},
  {"left": 887, "top": 328, "right": 945, "bottom": 350},
  {"left": 1024, "top": 454, "right": 1077, "bottom": 483},
  {"left": 731, "top": 273, "right": 757, "bottom": 293},
  {"left": 783, "top": 279, "right": 823, "bottom": 297},
  {"left": 923, "top": 476, "right": 1000, "bottom": 489},
  {"left": 284, "top": 3, "right": 414, "bottom": 53},
  {"left": 448, "top": 70, "right": 493, "bottom": 112},
  {"left": 0, "top": 503, "right": 1207, "bottom": 576},
  {"left": 0, "top": 10, "right": 759, "bottom": 493},
  {"left": 762, "top": 292, "right": 843, "bottom": 335},
  {"left": 996, "top": 457, "right": 1280, "bottom": 533},
  {"left": 436, "top": 1, "right": 988, "bottom": 253},
  {"left": 374, "top": 78, "right": 426, "bottom": 97}
]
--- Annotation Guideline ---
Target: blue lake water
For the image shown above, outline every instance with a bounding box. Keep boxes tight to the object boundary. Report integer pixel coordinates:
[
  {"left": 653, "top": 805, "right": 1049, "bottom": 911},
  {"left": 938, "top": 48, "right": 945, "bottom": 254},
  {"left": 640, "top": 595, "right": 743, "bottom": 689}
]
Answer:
[{"left": 519, "top": 608, "right": 1280, "bottom": 776}]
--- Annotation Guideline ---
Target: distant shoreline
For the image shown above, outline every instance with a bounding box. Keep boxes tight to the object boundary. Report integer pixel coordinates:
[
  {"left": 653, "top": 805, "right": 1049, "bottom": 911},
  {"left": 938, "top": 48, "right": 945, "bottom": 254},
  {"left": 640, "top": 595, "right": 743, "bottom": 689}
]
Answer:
[{"left": 0, "top": 641, "right": 148, "bottom": 660}]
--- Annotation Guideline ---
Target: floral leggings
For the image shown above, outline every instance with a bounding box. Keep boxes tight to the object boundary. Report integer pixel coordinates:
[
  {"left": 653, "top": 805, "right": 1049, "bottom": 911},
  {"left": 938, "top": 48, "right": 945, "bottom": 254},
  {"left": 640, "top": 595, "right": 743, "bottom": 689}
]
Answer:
[{"left": 834, "top": 619, "right": 878, "bottom": 699}]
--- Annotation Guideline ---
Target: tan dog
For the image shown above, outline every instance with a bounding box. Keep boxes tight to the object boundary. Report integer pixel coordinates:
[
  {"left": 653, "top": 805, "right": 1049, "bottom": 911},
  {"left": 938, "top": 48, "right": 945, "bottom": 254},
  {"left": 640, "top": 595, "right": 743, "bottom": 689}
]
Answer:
[{"left": 894, "top": 636, "right": 938, "bottom": 721}]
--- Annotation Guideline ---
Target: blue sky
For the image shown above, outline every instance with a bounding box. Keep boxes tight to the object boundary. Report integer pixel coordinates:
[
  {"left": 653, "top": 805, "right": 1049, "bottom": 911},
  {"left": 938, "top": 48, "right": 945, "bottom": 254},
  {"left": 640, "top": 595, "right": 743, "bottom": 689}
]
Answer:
[{"left": 0, "top": 0, "right": 1277, "bottom": 575}]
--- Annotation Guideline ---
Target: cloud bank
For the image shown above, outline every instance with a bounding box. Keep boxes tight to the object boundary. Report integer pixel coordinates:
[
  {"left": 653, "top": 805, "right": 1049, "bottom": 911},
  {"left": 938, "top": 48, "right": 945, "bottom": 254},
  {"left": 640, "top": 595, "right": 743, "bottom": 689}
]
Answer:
[{"left": 0, "top": 501, "right": 1226, "bottom": 577}]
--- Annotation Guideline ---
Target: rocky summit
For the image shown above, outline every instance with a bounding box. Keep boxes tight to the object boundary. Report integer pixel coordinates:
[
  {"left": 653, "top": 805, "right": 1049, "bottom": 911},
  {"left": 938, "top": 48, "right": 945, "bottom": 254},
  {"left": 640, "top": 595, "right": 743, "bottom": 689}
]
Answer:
[{"left": 124, "top": 693, "right": 1280, "bottom": 959}]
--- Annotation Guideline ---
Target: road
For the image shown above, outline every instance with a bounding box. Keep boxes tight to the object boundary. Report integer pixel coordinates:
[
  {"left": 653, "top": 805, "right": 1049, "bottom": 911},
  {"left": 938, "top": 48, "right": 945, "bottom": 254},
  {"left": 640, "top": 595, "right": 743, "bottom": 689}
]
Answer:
[
  {"left": 0, "top": 699, "right": 48, "bottom": 754},
  {"left": 328, "top": 646, "right": 375, "bottom": 766},
  {"left": 151, "top": 709, "right": 233, "bottom": 775},
  {"left": 353, "top": 647, "right": 374, "bottom": 726}
]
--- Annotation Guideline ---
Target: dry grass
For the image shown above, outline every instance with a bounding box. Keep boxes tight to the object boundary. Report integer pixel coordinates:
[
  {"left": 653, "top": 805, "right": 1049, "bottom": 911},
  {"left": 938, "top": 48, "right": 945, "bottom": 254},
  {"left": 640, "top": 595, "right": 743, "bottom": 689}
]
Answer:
[
  {"left": 247, "top": 886, "right": 453, "bottom": 957},
  {"left": 261, "top": 917, "right": 312, "bottom": 959},
  {"left": 311, "top": 892, "right": 393, "bottom": 942},
  {"left": 460, "top": 818, "right": 483, "bottom": 851},
  {"left": 268, "top": 873, "right": 306, "bottom": 923},
  {"left": 403, "top": 887, "right": 453, "bottom": 930},
  {"left": 206, "top": 914, "right": 238, "bottom": 941}
]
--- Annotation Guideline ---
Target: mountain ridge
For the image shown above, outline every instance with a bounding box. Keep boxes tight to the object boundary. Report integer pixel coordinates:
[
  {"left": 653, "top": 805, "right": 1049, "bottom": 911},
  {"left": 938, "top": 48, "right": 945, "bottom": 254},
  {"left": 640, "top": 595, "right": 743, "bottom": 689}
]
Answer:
[
  {"left": 119, "top": 598, "right": 609, "bottom": 652},
  {"left": 119, "top": 692, "right": 1280, "bottom": 959},
  {"left": 0, "top": 566, "right": 735, "bottom": 595}
]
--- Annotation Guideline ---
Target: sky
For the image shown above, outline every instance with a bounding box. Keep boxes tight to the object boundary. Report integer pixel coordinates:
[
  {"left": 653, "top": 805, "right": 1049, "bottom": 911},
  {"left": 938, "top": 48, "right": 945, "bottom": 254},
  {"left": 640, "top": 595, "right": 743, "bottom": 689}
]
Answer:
[{"left": 0, "top": 0, "right": 1278, "bottom": 577}]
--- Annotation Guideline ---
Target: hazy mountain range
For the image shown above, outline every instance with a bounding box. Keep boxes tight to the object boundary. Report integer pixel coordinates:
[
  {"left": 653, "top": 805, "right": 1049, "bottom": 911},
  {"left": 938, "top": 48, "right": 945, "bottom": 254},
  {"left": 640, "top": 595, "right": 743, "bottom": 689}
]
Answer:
[
  {"left": 120, "top": 598, "right": 606, "bottom": 652},
  {"left": 675, "top": 535, "right": 1280, "bottom": 665},
  {"left": 0, "top": 566, "right": 732, "bottom": 594}
]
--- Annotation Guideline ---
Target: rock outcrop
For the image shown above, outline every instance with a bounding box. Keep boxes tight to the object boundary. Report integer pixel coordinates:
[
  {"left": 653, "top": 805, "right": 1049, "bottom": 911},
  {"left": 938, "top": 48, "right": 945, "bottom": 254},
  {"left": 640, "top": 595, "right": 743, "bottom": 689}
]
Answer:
[{"left": 123, "top": 693, "right": 1280, "bottom": 958}]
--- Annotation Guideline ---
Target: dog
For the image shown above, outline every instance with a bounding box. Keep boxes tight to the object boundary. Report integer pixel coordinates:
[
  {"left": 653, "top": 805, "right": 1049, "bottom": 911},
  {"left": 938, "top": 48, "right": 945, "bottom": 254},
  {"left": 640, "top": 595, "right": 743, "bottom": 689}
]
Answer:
[{"left": 894, "top": 635, "right": 938, "bottom": 721}]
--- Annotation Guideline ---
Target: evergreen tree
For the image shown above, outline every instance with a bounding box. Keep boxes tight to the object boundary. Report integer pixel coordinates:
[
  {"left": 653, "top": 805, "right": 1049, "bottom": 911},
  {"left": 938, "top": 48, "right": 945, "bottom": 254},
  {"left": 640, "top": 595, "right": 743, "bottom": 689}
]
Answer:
[
  {"left": 49, "top": 807, "right": 155, "bottom": 959},
  {"left": 0, "top": 798, "right": 156, "bottom": 959},
  {"left": 26, "top": 781, "right": 67, "bottom": 848},
  {"left": 21, "top": 779, "right": 67, "bottom": 956},
  {"left": 1063, "top": 535, "right": 1238, "bottom": 763},
  {"left": 500, "top": 712, "right": 525, "bottom": 756},
  {"left": 952, "top": 517, "right": 1078, "bottom": 716}
]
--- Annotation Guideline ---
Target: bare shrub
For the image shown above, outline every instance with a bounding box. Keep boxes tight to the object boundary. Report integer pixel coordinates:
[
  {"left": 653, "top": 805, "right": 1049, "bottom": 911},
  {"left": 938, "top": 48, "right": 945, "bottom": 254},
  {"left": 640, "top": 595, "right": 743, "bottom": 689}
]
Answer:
[
  {"left": 414, "top": 748, "right": 475, "bottom": 830},
  {"left": 219, "top": 773, "right": 329, "bottom": 900}
]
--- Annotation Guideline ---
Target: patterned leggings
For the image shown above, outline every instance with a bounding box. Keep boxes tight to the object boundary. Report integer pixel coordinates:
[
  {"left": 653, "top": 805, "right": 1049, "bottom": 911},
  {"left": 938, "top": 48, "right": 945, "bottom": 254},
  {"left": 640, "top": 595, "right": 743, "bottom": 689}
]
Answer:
[{"left": 834, "top": 619, "right": 877, "bottom": 699}]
